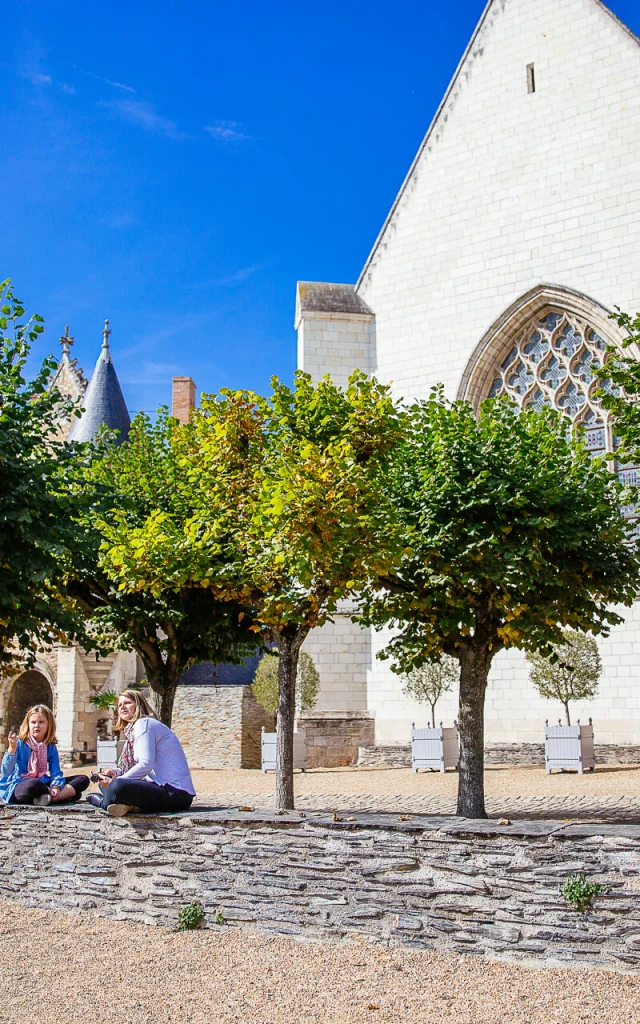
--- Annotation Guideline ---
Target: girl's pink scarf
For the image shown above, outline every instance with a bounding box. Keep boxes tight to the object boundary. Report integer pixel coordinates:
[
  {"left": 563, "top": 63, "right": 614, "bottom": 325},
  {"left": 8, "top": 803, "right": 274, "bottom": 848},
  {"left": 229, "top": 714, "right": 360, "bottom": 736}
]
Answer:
[{"left": 22, "top": 736, "right": 49, "bottom": 779}]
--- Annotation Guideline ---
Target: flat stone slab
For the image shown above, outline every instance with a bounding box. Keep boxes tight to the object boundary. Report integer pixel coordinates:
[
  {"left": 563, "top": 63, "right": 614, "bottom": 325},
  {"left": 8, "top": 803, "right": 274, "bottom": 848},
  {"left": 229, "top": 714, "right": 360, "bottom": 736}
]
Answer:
[{"left": 4, "top": 803, "right": 639, "bottom": 841}]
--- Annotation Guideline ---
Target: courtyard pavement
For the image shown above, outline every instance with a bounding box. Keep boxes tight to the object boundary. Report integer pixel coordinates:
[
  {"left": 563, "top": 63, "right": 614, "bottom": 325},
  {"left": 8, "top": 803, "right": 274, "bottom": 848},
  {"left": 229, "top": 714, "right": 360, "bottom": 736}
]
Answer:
[
  {"left": 77, "top": 763, "right": 640, "bottom": 821},
  {"left": 185, "top": 764, "right": 640, "bottom": 821}
]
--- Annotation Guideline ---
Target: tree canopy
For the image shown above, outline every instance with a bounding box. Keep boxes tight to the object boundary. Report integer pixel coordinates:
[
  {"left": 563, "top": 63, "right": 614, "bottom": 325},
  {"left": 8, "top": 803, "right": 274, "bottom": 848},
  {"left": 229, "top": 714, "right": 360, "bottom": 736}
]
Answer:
[
  {"left": 252, "top": 650, "right": 320, "bottom": 716},
  {"left": 527, "top": 629, "right": 601, "bottom": 726},
  {"left": 99, "top": 371, "right": 402, "bottom": 807},
  {"left": 402, "top": 656, "right": 458, "bottom": 729},
  {"left": 66, "top": 408, "right": 259, "bottom": 724},
  {"left": 360, "top": 390, "right": 640, "bottom": 817},
  {"left": 595, "top": 309, "right": 640, "bottom": 462},
  {"left": 0, "top": 280, "right": 83, "bottom": 664}
]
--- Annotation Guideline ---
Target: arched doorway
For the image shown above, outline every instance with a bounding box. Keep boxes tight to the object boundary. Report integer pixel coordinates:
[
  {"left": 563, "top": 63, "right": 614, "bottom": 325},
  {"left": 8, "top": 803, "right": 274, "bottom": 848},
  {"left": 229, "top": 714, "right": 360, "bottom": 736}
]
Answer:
[{"left": 3, "top": 670, "right": 54, "bottom": 738}]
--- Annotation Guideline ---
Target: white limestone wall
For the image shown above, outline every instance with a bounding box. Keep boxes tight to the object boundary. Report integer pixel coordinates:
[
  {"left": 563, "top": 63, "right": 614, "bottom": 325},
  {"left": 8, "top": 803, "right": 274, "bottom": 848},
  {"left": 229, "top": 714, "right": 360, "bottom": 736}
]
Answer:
[
  {"left": 370, "top": 601, "right": 640, "bottom": 746},
  {"left": 296, "top": 0, "right": 640, "bottom": 747},
  {"left": 358, "top": 0, "right": 640, "bottom": 403},
  {"left": 302, "top": 605, "right": 370, "bottom": 712},
  {"left": 297, "top": 313, "right": 375, "bottom": 388},
  {"left": 55, "top": 647, "right": 91, "bottom": 757}
]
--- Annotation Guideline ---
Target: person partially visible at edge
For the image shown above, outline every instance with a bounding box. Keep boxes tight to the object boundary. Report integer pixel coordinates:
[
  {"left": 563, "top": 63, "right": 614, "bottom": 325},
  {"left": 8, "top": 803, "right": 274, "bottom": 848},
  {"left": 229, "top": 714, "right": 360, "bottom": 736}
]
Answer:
[
  {"left": 86, "top": 689, "right": 195, "bottom": 818},
  {"left": 0, "top": 704, "right": 90, "bottom": 806}
]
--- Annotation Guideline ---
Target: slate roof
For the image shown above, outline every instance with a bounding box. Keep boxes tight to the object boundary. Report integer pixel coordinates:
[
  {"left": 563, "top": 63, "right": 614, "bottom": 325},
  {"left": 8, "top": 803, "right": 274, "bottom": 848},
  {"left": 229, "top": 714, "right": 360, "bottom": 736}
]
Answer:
[
  {"left": 67, "top": 323, "right": 131, "bottom": 445},
  {"left": 297, "top": 282, "right": 373, "bottom": 317},
  {"left": 180, "top": 652, "right": 263, "bottom": 686}
]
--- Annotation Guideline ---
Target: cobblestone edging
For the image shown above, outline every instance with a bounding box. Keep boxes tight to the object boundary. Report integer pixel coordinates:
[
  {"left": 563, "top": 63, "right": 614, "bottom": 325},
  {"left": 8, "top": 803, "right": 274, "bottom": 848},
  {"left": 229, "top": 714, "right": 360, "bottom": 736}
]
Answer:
[
  {"left": 358, "top": 743, "right": 640, "bottom": 768},
  {"left": 3, "top": 806, "right": 640, "bottom": 970},
  {"left": 200, "top": 792, "right": 640, "bottom": 821}
]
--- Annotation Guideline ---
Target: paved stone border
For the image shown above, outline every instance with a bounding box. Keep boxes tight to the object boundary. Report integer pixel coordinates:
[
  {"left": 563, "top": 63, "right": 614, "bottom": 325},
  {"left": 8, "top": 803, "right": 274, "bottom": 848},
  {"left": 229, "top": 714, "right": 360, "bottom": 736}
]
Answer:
[
  {"left": 203, "top": 791, "right": 640, "bottom": 821},
  {"left": 3, "top": 805, "right": 640, "bottom": 970}
]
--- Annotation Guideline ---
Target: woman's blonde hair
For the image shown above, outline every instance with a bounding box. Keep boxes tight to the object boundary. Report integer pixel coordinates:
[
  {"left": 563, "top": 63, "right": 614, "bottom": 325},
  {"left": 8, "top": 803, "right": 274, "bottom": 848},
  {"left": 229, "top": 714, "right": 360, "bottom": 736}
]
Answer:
[
  {"left": 18, "top": 704, "right": 57, "bottom": 745},
  {"left": 113, "top": 689, "right": 158, "bottom": 733}
]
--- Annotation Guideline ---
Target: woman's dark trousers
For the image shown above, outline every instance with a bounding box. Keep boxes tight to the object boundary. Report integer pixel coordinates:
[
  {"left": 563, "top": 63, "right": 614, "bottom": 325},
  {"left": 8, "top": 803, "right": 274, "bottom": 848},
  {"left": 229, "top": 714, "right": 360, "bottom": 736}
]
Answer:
[{"left": 101, "top": 777, "right": 193, "bottom": 813}]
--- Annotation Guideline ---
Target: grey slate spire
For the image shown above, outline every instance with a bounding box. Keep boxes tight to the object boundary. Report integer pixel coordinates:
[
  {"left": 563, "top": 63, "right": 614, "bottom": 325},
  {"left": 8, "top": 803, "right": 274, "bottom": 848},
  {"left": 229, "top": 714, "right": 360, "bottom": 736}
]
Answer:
[{"left": 67, "top": 320, "right": 131, "bottom": 445}]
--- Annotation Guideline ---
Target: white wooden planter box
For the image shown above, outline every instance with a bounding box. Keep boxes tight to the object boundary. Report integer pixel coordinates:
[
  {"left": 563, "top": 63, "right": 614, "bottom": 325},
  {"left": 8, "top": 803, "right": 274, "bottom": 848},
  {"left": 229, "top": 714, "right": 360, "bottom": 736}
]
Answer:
[
  {"left": 96, "top": 738, "right": 124, "bottom": 769},
  {"left": 261, "top": 728, "right": 307, "bottom": 773},
  {"left": 544, "top": 719, "right": 595, "bottom": 774},
  {"left": 411, "top": 723, "right": 459, "bottom": 773}
]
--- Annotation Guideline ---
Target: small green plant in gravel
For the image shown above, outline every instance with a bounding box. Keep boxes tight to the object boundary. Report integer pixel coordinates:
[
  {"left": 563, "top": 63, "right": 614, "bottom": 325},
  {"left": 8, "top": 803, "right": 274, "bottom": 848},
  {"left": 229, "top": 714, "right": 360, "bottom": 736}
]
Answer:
[
  {"left": 176, "top": 900, "right": 205, "bottom": 931},
  {"left": 561, "top": 873, "right": 605, "bottom": 913},
  {"left": 213, "top": 909, "right": 225, "bottom": 925}
]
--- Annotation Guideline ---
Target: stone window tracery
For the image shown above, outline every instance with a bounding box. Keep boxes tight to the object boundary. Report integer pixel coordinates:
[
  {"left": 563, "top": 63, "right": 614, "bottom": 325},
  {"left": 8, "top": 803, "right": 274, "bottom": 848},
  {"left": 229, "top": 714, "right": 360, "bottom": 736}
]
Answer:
[{"left": 483, "top": 307, "right": 637, "bottom": 532}]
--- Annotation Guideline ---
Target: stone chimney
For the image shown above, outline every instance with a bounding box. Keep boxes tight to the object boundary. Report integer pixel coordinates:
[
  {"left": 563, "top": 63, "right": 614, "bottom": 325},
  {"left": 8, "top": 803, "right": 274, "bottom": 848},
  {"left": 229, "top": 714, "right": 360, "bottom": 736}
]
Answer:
[{"left": 172, "top": 376, "right": 196, "bottom": 425}]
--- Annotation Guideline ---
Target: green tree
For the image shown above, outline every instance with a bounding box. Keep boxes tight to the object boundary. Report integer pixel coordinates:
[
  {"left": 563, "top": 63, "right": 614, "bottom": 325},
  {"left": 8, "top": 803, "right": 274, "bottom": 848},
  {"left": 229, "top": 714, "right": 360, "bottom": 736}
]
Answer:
[
  {"left": 527, "top": 629, "right": 601, "bottom": 726},
  {"left": 0, "top": 280, "right": 83, "bottom": 663},
  {"left": 594, "top": 309, "right": 640, "bottom": 460},
  {"left": 252, "top": 650, "right": 320, "bottom": 716},
  {"left": 360, "top": 390, "right": 640, "bottom": 818},
  {"left": 402, "top": 656, "right": 458, "bottom": 728},
  {"left": 100, "top": 372, "right": 401, "bottom": 808},
  {"left": 66, "top": 409, "right": 259, "bottom": 725}
]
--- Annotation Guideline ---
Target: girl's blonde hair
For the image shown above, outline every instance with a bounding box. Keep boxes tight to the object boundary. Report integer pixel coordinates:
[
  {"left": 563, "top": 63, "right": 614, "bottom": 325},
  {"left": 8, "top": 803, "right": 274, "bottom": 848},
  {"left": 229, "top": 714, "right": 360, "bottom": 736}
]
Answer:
[
  {"left": 18, "top": 704, "right": 57, "bottom": 745},
  {"left": 113, "top": 689, "right": 158, "bottom": 733}
]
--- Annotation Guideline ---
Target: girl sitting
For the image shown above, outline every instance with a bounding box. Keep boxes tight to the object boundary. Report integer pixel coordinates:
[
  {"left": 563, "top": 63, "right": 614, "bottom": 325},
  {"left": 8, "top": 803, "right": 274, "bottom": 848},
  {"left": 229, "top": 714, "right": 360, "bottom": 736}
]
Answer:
[
  {"left": 87, "top": 689, "right": 195, "bottom": 817},
  {"left": 0, "top": 704, "right": 90, "bottom": 806}
]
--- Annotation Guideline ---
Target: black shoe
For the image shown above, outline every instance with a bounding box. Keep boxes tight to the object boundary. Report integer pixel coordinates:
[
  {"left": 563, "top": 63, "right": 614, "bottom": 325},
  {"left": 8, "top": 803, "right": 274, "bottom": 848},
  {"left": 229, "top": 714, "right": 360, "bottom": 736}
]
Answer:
[{"left": 85, "top": 793, "right": 104, "bottom": 809}]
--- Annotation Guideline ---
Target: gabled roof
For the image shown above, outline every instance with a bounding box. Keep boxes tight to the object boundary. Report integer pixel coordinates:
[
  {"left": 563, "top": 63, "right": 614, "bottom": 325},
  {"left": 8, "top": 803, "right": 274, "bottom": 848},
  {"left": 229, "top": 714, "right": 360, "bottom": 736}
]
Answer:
[
  {"left": 67, "top": 321, "right": 130, "bottom": 445},
  {"left": 297, "top": 282, "right": 374, "bottom": 317},
  {"left": 355, "top": 0, "right": 640, "bottom": 291}
]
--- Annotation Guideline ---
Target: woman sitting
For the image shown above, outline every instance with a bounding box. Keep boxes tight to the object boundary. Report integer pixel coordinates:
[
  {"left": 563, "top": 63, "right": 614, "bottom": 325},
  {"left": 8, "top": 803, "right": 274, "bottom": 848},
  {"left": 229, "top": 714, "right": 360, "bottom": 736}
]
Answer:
[
  {"left": 0, "top": 704, "right": 90, "bottom": 806},
  {"left": 87, "top": 689, "right": 195, "bottom": 817}
]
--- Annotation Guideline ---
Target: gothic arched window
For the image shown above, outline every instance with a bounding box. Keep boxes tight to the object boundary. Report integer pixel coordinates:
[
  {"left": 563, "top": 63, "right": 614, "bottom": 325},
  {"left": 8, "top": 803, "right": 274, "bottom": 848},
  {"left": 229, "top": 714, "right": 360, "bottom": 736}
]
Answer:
[{"left": 483, "top": 307, "right": 638, "bottom": 531}]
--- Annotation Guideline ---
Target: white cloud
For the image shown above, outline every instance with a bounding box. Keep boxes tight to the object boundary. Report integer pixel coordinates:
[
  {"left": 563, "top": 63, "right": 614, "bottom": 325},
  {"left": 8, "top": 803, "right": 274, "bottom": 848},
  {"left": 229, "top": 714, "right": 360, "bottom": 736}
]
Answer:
[
  {"left": 75, "top": 68, "right": 136, "bottom": 92},
  {"left": 216, "top": 265, "right": 262, "bottom": 286},
  {"left": 101, "top": 78, "right": 135, "bottom": 93},
  {"left": 121, "top": 360, "right": 181, "bottom": 385},
  {"left": 23, "top": 70, "right": 51, "bottom": 86},
  {"left": 105, "top": 99, "right": 188, "bottom": 140},
  {"left": 62, "top": 83, "right": 76, "bottom": 95},
  {"left": 203, "top": 120, "right": 251, "bottom": 143}
]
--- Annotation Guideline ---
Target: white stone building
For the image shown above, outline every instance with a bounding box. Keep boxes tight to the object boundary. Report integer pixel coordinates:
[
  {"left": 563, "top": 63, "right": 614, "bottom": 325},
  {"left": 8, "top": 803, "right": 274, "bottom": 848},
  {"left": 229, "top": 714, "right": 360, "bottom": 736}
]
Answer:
[{"left": 297, "top": 0, "right": 640, "bottom": 750}]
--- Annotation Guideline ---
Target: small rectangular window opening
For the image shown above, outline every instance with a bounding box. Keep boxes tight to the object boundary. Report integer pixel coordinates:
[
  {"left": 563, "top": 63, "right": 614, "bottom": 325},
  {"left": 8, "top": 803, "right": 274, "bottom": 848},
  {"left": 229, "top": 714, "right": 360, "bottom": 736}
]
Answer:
[{"left": 527, "top": 63, "right": 536, "bottom": 94}]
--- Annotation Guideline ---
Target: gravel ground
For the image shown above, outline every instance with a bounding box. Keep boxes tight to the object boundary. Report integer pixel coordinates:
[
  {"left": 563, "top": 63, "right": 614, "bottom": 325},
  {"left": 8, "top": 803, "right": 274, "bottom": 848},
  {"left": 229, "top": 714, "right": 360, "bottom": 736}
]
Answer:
[
  {"left": 0, "top": 903, "right": 638, "bottom": 1024},
  {"left": 186, "top": 764, "right": 640, "bottom": 799},
  {"left": 79, "top": 763, "right": 640, "bottom": 801}
]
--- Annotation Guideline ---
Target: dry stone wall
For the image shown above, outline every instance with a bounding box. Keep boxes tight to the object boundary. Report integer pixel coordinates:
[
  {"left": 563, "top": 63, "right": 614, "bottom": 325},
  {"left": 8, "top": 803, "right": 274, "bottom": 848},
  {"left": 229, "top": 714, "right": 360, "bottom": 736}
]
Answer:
[
  {"left": 172, "top": 685, "right": 274, "bottom": 769},
  {"left": 299, "top": 711, "right": 375, "bottom": 768},
  {"left": 3, "top": 806, "right": 640, "bottom": 970},
  {"left": 358, "top": 744, "right": 640, "bottom": 768}
]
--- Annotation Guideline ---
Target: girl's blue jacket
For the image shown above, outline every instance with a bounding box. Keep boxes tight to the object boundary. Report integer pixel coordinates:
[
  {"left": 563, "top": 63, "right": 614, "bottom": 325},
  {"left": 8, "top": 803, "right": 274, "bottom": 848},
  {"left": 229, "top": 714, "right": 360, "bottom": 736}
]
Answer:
[{"left": 0, "top": 740, "right": 65, "bottom": 804}]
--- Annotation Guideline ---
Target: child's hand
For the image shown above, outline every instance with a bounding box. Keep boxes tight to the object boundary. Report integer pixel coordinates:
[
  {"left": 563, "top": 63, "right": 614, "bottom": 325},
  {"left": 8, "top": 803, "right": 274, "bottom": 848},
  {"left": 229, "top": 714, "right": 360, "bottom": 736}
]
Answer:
[{"left": 7, "top": 731, "right": 17, "bottom": 755}]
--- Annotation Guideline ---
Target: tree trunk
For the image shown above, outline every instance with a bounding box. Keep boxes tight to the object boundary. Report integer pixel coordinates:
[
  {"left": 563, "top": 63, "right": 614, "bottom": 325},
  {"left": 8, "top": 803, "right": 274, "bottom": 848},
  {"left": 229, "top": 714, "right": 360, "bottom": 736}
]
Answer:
[
  {"left": 146, "top": 680, "right": 178, "bottom": 727},
  {"left": 430, "top": 702, "right": 436, "bottom": 729},
  {"left": 564, "top": 702, "right": 571, "bottom": 726},
  {"left": 275, "top": 633, "right": 302, "bottom": 811},
  {"left": 136, "top": 635, "right": 182, "bottom": 728},
  {"left": 456, "top": 646, "right": 493, "bottom": 819}
]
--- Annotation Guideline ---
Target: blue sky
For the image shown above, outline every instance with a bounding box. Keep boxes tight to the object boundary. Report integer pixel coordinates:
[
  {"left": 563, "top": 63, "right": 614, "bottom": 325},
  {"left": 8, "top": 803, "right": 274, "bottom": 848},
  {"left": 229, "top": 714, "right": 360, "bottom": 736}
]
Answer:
[{"left": 4, "top": 0, "right": 639, "bottom": 414}]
